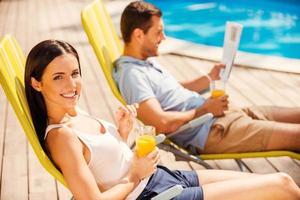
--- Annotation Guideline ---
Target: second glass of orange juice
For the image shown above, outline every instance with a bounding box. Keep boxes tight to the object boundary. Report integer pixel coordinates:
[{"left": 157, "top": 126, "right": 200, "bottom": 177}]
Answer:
[
  {"left": 136, "top": 125, "right": 156, "bottom": 157},
  {"left": 210, "top": 80, "right": 226, "bottom": 98}
]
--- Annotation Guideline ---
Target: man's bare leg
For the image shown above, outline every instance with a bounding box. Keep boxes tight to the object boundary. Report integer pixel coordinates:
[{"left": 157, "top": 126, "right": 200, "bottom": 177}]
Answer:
[
  {"left": 265, "top": 106, "right": 300, "bottom": 124},
  {"left": 266, "top": 122, "right": 300, "bottom": 151}
]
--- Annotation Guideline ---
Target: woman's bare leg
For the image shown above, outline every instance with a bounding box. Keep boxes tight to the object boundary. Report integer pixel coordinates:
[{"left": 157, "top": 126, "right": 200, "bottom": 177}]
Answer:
[
  {"left": 197, "top": 169, "right": 260, "bottom": 184},
  {"left": 202, "top": 173, "right": 300, "bottom": 200}
]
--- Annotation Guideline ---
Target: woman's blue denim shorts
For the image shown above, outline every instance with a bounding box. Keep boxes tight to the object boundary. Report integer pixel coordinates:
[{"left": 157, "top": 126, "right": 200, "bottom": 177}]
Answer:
[{"left": 136, "top": 165, "right": 204, "bottom": 200}]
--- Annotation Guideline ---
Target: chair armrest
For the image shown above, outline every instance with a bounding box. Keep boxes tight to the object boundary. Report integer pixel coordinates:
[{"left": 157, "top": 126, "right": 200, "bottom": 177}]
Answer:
[
  {"left": 167, "top": 113, "right": 213, "bottom": 138},
  {"left": 155, "top": 134, "right": 166, "bottom": 145},
  {"left": 151, "top": 185, "right": 183, "bottom": 200}
]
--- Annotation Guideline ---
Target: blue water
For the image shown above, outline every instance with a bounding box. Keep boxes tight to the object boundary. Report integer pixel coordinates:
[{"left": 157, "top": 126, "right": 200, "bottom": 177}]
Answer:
[{"left": 148, "top": 0, "right": 300, "bottom": 59}]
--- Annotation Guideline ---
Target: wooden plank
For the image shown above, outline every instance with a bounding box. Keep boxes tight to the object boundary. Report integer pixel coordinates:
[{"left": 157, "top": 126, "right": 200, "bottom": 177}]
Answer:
[
  {"left": 160, "top": 54, "right": 201, "bottom": 81},
  {"left": 0, "top": 0, "right": 10, "bottom": 36},
  {"left": 158, "top": 149, "right": 174, "bottom": 162},
  {"left": 227, "top": 67, "right": 271, "bottom": 105},
  {"left": 213, "top": 159, "right": 250, "bottom": 172},
  {"left": 156, "top": 55, "right": 188, "bottom": 82},
  {"left": 28, "top": 149, "right": 58, "bottom": 200},
  {"left": 14, "top": 0, "right": 27, "bottom": 51},
  {"left": 57, "top": 182, "right": 73, "bottom": 200},
  {"left": 182, "top": 56, "right": 214, "bottom": 74},
  {"left": 189, "top": 160, "right": 219, "bottom": 170},
  {"left": 0, "top": 89, "right": 7, "bottom": 198},
  {"left": 1, "top": 106, "right": 28, "bottom": 200},
  {"left": 294, "top": 159, "right": 300, "bottom": 166},
  {"left": 167, "top": 161, "right": 192, "bottom": 171},
  {"left": 264, "top": 70, "right": 300, "bottom": 105},
  {"left": 25, "top": 0, "right": 38, "bottom": 53},
  {"left": 237, "top": 68, "right": 292, "bottom": 106},
  {"left": 1, "top": 0, "right": 17, "bottom": 35},
  {"left": 264, "top": 69, "right": 300, "bottom": 92},
  {"left": 241, "top": 158, "right": 277, "bottom": 174},
  {"left": 159, "top": 149, "right": 191, "bottom": 170},
  {"left": 267, "top": 157, "right": 300, "bottom": 186}
]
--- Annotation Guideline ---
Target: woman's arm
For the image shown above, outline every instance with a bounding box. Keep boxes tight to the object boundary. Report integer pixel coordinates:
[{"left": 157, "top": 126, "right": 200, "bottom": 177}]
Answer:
[{"left": 46, "top": 127, "right": 141, "bottom": 200}]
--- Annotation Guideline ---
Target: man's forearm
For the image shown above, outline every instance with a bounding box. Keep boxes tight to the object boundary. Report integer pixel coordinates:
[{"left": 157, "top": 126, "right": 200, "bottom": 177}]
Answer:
[
  {"left": 180, "top": 76, "right": 210, "bottom": 93},
  {"left": 155, "top": 108, "right": 208, "bottom": 134}
]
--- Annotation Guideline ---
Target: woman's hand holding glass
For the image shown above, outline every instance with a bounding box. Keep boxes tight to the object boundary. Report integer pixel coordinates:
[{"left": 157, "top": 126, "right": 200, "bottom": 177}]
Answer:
[{"left": 131, "top": 147, "right": 160, "bottom": 181}]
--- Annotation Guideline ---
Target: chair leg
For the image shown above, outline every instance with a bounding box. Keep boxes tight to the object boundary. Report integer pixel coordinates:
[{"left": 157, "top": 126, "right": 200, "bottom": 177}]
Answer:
[
  {"left": 158, "top": 143, "right": 213, "bottom": 169},
  {"left": 235, "top": 159, "right": 247, "bottom": 172}
]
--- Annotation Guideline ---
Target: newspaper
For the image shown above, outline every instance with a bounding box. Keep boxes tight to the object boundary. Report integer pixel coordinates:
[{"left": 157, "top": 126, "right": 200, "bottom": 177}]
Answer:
[{"left": 220, "top": 22, "right": 243, "bottom": 82}]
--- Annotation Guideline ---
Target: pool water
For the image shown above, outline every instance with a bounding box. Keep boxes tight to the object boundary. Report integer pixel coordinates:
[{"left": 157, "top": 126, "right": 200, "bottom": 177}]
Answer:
[{"left": 148, "top": 0, "right": 300, "bottom": 59}]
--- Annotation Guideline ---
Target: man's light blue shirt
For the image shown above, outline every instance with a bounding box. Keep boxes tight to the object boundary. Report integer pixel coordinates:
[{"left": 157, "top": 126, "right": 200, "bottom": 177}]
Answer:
[{"left": 113, "top": 56, "right": 215, "bottom": 153}]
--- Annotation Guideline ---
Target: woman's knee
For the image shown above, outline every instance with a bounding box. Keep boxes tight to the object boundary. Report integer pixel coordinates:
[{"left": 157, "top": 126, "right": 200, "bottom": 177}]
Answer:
[
  {"left": 273, "top": 173, "right": 300, "bottom": 198},
  {"left": 275, "top": 172, "right": 294, "bottom": 185}
]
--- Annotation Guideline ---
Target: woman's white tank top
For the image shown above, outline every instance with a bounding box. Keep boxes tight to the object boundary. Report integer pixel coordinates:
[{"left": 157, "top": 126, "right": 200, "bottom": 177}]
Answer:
[{"left": 44, "top": 115, "right": 149, "bottom": 200}]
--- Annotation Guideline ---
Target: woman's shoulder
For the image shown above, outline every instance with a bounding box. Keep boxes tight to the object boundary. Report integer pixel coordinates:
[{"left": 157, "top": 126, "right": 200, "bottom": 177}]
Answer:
[
  {"left": 46, "top": 125, "right": 85, "bottom": 167},
  {"left": 46, "top": 125, "right": 80, "bottom": 150}
]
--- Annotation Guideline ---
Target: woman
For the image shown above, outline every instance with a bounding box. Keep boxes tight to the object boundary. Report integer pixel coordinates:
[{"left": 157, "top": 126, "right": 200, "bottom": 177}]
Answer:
[{"left": 24, "top": 40, "right": 300, "bottom": 200}]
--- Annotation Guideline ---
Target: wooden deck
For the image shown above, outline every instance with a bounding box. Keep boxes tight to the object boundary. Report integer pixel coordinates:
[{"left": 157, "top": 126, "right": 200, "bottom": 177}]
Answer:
[{"left": 0, "top": 0, "right": 299, "bottom": 199}]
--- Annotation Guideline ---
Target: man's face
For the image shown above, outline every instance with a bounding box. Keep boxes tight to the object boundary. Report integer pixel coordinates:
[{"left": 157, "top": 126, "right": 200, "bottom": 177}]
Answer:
[{"left": 141, "top": 16, "right": 165, "bottom": 58}]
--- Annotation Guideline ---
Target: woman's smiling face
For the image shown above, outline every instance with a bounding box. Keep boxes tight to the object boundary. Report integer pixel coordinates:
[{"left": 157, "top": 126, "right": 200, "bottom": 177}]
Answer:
[{"left": 32, "top": 53, "right": 82, "bottom": 111}]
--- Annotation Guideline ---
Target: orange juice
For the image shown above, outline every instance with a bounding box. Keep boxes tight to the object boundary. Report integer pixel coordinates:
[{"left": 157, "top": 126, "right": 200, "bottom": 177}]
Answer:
[
  {"left": 136, "top": 135, "right": 156, "bottom": 157},
  {"left": 211, "top": 89, "right": 225, "bottom": 98}
]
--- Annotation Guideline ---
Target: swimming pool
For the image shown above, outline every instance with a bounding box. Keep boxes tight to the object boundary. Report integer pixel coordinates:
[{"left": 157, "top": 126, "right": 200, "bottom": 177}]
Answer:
[{"left": 148, "top": 0, "right": 300, "bottom": 59}]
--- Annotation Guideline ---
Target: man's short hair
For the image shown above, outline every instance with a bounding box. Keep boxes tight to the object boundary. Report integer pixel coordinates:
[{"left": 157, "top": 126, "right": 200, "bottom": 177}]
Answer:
[{"left": 120, "top": 1, "right": 162, "bottom": 43}]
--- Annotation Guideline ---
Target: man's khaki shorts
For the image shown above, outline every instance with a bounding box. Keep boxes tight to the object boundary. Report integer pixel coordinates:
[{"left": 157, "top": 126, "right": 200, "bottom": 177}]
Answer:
[{"left": 202, "top": 106, "right": 276, "bottom": 153}]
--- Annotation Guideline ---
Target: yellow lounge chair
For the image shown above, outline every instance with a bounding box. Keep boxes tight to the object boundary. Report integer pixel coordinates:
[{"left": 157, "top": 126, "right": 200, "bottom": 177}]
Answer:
[
  {"left": 0, "top": 35, "right": 68, "bottom": 187},
  {"left": 0, "top": 34, "right": 184, "bottom": 200},
  {"left": 81, "top": 0, "right": 124, "bottom": 105},
  {"left": 81, "top": 0, "right": 300, "bottom": 165}
]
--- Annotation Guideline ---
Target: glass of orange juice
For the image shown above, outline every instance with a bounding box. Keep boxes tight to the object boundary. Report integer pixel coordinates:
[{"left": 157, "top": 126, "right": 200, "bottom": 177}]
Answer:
[
  {"left": 136, "top": 125, "right": 156, "bottom": 157},
  {"left": 210, "top": 80, "right": 226, "bottom": 98}
]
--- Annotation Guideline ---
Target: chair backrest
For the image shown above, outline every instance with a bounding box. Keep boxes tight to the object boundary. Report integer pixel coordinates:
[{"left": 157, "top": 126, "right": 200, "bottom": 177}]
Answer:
[
  {"left": 0, "top": 35, "right": 68, "bottom": 187},
  {"left": 81, "top": 0, "right": 126, "bottom": 104}
]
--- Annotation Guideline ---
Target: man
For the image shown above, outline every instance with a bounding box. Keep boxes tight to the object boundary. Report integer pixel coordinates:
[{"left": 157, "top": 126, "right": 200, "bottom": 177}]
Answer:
[{"left": 113, "top": 1, "right": 300, "bottom": 154}]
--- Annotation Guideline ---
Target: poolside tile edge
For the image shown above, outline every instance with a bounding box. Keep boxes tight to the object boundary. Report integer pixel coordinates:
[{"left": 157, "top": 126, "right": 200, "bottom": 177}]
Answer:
[{"left": 159, "top": 37, "right": 300, "bottom": 74}]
